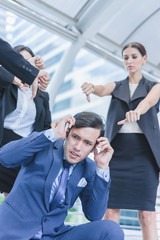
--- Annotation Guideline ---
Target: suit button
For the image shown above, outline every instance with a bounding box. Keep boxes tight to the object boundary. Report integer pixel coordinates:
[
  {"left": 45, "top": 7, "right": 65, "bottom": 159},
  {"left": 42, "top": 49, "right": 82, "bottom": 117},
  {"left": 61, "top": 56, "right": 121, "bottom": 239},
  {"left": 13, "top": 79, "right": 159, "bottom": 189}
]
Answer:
[
  {"left": 153, "top": 126, "right": 156, "bottom": 129},
  {"left": 29, "top": 69, "right": 32, "bottom": 72},
  {"left": 22, "top": 65, "right": 25, "bottom": 69},
  {"left": 44, "top": 218, "right": 47, "bottom": 223},
  {"left": 26, "top": 67, "right": 29, "bottom": 71}
]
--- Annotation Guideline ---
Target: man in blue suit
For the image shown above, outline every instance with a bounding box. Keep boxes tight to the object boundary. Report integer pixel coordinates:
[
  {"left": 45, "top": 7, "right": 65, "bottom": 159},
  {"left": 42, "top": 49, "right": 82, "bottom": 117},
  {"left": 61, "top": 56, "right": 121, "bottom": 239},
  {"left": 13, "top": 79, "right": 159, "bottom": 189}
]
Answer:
[{"left": 0, "top": 111, "right": 124, "bottom": 240}]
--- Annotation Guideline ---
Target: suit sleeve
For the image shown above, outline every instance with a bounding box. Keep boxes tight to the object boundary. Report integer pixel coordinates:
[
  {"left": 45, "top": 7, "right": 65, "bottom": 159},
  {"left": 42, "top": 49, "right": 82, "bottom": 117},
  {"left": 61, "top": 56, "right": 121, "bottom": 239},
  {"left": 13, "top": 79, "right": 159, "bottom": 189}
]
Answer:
[
  {"left": 43, "top": 92, "right": 52, "bottom": 129},
  {"left": 0, "top": 66, "right": 14, "bottom": 88},
  {"left": 0, "top": 131, "right": 53, "bottom": 167},
  {"left": 0, "top": 38, "right": 39, "bottom": 85},
  {"left": 79, "top": 171, "right": 111, "bottom": 221}
]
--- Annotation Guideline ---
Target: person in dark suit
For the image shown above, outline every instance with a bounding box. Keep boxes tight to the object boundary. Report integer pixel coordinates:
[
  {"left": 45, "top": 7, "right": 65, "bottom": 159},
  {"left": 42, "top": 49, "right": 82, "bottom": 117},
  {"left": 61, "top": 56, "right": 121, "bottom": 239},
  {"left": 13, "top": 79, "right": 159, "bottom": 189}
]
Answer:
[
  {"left": 0, "top": 111, "right": 124, "bottom": 240},
  {"left": 0, "top": 45, "right": 51, "bottom": 197},
  {"left": 81, "top": 42, "right": 160, "bottom": 240},
  {"left": 0, "top": 38, "right": 50, "bottom": 98}
]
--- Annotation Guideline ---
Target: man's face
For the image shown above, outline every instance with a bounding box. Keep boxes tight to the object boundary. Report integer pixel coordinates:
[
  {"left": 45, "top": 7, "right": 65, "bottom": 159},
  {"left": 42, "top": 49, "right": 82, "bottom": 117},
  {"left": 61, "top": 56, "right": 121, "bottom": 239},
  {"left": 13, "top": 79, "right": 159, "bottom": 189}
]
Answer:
[{"left": 64, "top": 127, "right": 100, "bottom": 164}]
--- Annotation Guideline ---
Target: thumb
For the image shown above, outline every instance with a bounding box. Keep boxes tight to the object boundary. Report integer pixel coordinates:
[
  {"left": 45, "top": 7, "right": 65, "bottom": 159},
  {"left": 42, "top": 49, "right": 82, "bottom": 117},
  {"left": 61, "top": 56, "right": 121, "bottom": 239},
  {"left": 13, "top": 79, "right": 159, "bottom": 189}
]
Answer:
[
  {"left": 31, "top": 78, "right": 38, "bottom": 99},
  {"left": 86, "top": 95, "right": 91, "bottom": 102},
  {"left": 117, "top": 119, "right": 127, "bottom": 125}
]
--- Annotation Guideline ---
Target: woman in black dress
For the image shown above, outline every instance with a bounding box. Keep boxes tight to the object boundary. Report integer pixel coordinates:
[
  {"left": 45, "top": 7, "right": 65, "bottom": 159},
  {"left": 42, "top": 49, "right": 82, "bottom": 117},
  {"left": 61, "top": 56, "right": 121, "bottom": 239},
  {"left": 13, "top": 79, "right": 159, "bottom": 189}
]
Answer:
[
  {"left": 81, "top": 42, "right": 160, "bottom": 240},
  {"left": 0, "top": 45, "right": 51, "bottom": 197}
]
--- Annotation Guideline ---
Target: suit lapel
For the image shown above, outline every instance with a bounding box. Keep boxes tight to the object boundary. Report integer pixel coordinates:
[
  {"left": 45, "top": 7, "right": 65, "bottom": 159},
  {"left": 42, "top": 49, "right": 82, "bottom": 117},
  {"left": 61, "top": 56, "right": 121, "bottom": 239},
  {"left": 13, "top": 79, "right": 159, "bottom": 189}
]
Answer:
[
  {"left": 34, "top": 93, "right": 43, "bottom": 125},
  {"left": 112, "top": 77, "right": 148, "bottom": 105},
  {"left": 5, "top": 85, "right": 17, "bottom": 116},
  {"left": 112, "top": 78, "right": 130, "bottom": 106},
  {"left": 44, "top": 141, "right": 64, "bottom": 211},
  {"left": 131, "top": 77, "right": 148, "bottom": 101},
  {"left": 10, "top": 84, "right": 18, "bottom": 101}
]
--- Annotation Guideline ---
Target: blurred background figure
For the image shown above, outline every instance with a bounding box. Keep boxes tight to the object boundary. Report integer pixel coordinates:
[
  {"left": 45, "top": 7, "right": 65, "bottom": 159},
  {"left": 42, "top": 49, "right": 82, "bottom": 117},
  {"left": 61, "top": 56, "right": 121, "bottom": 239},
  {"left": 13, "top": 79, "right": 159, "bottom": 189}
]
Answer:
[{"left": 0, "top": 45, "right": 51, "bottom": 198}]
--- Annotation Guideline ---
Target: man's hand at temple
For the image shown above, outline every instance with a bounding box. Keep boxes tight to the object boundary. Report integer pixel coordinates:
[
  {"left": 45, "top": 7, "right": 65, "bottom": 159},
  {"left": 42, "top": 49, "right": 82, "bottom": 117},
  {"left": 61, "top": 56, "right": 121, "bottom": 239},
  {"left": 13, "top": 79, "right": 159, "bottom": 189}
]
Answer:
[
  {"left": 94, "top": 137, "right": 114, "bottom": 170},
  {"left": 51, "top": 115, "right": 75, "bottom": 140}
]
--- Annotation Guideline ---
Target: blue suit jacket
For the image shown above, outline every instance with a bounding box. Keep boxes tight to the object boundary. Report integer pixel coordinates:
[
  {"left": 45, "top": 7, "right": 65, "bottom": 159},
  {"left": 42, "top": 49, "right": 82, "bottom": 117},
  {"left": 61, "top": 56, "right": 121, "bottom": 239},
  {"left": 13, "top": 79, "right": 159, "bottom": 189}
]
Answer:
[{"left": 0, "top": 132, "right": 110, "bottom": 240}]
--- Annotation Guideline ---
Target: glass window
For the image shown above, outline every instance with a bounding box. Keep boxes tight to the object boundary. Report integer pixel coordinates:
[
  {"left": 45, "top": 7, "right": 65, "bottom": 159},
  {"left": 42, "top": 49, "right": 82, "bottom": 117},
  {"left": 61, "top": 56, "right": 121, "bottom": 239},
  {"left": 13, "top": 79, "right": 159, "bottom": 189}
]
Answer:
[
  {"left": 53, "top": 98, "right": 71, "bottom": 112},
  {"left": 58, "top": 80, "right": 72, "bottom": 94},
  {"left": 44, "top": 52, "right": 63, "bottom": 68}
]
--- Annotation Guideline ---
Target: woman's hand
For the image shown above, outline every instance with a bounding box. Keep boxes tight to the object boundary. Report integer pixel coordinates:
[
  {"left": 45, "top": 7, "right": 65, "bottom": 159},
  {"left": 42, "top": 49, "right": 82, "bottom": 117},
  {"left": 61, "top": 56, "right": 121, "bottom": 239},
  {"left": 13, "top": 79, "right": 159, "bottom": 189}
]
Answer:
[
  {"left": 117, "top": 110, "right": 141, "bottom": 125},
  {"left": 81, "top": 82, "right": 95, "bottom": 102}
]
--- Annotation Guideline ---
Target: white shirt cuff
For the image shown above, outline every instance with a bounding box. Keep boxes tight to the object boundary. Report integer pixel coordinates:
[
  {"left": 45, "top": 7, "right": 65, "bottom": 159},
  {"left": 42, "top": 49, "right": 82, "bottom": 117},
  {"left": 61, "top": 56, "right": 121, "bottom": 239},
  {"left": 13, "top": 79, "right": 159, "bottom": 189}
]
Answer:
[
  {"left": 96, "top": 167, "right": 110, "bottom": 182},
  {"left": 44, "top": 129, "right": 56, "bottom": 142}
]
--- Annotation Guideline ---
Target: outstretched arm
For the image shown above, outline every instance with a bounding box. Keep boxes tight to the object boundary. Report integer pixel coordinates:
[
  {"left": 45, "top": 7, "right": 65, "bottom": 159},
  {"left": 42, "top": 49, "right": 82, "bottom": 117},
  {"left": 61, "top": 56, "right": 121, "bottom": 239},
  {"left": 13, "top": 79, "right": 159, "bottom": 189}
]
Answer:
[
  {"left": 0, "top": 132, "right": 52, "bottom": 168},
  {"left": 81, "top": 82, "right": 116, "bottom": 102},
  {"left": 0, "top": 115, "right": 75, "bottom": 168},
  {"left": 0, "top": 38, "right": 39, "bottom": 85},
  {"left": 118, "top": 83, "right": 160, "bottom": 125},
  {"left": 0, "top": 38, "right": 50, "bottom": 98}
]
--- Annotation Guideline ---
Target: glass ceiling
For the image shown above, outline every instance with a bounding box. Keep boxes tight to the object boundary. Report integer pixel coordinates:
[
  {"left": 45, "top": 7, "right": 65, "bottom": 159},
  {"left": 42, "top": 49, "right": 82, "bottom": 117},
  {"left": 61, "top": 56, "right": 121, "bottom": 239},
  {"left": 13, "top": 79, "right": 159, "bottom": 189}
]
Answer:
[{"left": 0, "top": 0, "right": 160, "bottom": 80}]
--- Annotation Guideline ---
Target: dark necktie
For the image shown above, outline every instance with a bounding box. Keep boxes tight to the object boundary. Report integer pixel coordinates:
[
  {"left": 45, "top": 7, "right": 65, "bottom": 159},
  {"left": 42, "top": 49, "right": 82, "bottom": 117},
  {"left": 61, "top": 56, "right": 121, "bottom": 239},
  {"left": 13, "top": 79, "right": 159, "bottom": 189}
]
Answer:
[{"left": 49, "top": 161, "right": 71, "bottom": 210}]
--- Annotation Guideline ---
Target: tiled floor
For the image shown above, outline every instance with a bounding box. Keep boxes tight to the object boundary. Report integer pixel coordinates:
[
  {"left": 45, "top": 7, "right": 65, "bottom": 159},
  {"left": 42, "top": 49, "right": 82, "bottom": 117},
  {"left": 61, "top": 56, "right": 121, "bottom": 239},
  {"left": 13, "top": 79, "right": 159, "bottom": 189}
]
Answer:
[{"left": 124, "top": 229, "right": 142, "bottom": 240}]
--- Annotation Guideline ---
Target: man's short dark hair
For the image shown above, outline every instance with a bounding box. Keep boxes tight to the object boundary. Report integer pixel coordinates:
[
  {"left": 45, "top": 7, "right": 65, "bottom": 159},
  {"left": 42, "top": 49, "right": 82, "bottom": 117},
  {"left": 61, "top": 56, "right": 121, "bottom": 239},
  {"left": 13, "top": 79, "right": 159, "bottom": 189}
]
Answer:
[{"left": 73, "top": 111, "right": 105, "bottom": 137}]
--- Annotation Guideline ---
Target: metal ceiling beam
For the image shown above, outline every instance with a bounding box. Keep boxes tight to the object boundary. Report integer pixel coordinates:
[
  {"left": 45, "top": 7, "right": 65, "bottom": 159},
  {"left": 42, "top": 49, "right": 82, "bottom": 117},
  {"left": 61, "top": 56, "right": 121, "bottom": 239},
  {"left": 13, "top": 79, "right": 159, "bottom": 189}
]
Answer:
[
  {"left": 0, "top": 0, "right": 78, "bottom": 42},
  {"left": 85, "top": 41, "right": 160, "bottom": 82},
  {"left": 1, "top": 0, "right": 159, "bottom": 78},
  {"left": 91, "top": 34, "right": 160, "bottom": 77},
  {"left": 14, "top": 0, "right": 76, "bottom": 24},
  {"left": 48, "top": 0, "right": 128, "bottom": 109},
  {"left": 122, "top": 8, "right": 160, "bottom": 45},
  {"left": 0, "top": 0, "right": 159, "bottom": 106},
  {"left": 75, "top": 0, "right": 96, "bottom": 20}
]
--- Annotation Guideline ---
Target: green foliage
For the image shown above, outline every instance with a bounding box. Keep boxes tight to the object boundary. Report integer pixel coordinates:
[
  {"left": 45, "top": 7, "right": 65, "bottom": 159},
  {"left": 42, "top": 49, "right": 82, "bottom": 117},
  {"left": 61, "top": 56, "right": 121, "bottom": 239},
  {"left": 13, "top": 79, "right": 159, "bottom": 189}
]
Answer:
[{"left": 0, "top": 196, "right": 4, "bottom": 205}]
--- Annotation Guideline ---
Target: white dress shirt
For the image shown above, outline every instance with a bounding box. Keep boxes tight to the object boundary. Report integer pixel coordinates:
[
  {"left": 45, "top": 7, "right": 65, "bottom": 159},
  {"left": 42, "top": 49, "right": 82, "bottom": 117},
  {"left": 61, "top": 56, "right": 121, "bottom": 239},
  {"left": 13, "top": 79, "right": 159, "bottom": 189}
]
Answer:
[
  {"left": 118, "top": 83, "right": 143, "bottom": 134},
  {"left": 4, "top": 87, "right": 36, "bottom": 137}
]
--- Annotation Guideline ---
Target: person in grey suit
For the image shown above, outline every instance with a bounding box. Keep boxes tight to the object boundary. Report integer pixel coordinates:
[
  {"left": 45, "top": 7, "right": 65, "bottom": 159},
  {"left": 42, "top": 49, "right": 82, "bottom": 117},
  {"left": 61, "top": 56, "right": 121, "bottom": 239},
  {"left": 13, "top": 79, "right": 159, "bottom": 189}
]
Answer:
[
  {"left": 0, "top": 112, "right": 124, "bottom": 240},
  {"left": 0, "top": 38, "right": 50, "bottom": 98},
  {"left": 81, "top": 42, "right": 160, "bottom": 240}
]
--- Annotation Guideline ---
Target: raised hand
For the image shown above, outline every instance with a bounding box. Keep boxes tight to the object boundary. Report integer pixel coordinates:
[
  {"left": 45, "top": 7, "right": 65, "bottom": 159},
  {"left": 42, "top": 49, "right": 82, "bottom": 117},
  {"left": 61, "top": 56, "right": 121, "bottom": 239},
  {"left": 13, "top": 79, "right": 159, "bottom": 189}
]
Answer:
[
  {"left": 117, "top": 110, "right": 141, "bottom": 125},
  {"left": 35, "top": 56, "right": 45, "bottom": 69},
  {"left": 94, "top": 137, "right": 114, "bottom": 170},
  {"left": 28, "top": 56, "right": 45, "bottom": 69},
  {"left": 51, "top": 115, "right": 75, "bottom": 140}
]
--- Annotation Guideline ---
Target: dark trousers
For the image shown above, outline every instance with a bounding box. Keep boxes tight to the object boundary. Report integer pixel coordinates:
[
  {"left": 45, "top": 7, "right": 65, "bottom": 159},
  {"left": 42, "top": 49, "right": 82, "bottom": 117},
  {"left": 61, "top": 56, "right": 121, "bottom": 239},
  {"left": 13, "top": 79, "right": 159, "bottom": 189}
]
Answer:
[{"left": 52, "top": 220, "right": 124, "bottom": 240}]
